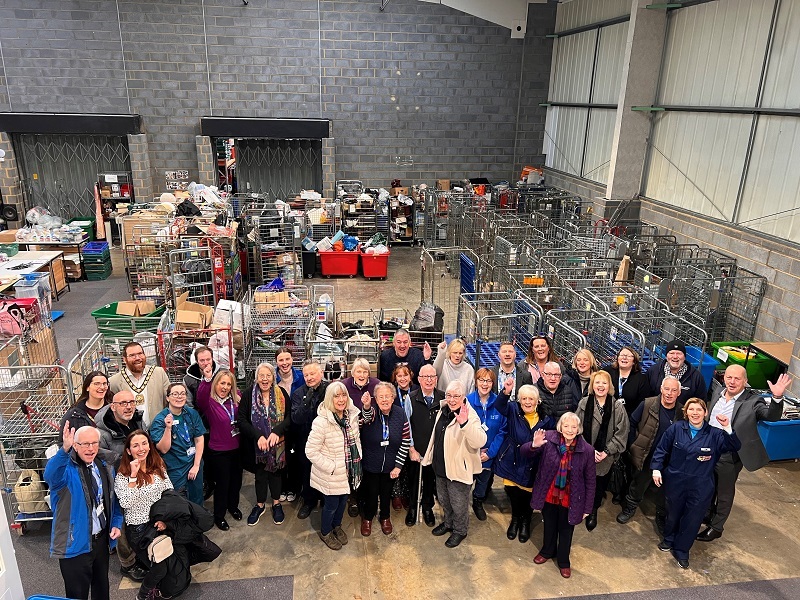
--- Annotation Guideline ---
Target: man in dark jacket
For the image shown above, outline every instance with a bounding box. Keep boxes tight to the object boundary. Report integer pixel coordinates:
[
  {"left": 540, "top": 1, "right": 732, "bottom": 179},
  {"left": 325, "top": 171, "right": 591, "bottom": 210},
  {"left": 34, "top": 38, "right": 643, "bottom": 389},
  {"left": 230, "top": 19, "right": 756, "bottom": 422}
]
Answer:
[
  {"left": 290, "top": 361, "right": 328, "bottom": 519},
  {"left": 405, "top": 364, "right": 444, "bottom": 527},
  {"left": 45, "top": 424, "right": 123, "bottom": 600},
  {"left": 491, "top": 342, "right": 533, "bottom": 402},
  {"left": 696, "top": 365, "right": 789, "bottom": 541},
  {"left": 183, "top": 346, "right": 218, "bottom": 406},
  {"left": 536, "top": 362, "right": 580, "bottom": 419},
  {"left": 96, "top": 390, "right": 147, "bottom": 582},
  {"left": 616, "top": 376, "right": 683, "bottom": 532},
  {"left": 646, "top": 340, "right": 706, "bottom": 405},
  {"left": 378, "top": 329, "right": 433, "bottom": 383}
]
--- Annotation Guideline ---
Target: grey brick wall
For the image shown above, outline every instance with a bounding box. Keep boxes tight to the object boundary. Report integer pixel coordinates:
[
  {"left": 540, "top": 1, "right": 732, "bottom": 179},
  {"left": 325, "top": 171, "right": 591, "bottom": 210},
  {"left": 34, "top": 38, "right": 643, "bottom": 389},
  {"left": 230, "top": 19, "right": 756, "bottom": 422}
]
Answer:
[
  {"left": 196, "top": 136, "right": 215, "bottom": 187},
  {"left": 128, "top": 134, "right": 153, "bottom": 201},
  {"left": 0, "top": 133, "right": 23, "bottom": 227},
  {"left": 0, "top": 0, "right": 555, "bottom": 195}
]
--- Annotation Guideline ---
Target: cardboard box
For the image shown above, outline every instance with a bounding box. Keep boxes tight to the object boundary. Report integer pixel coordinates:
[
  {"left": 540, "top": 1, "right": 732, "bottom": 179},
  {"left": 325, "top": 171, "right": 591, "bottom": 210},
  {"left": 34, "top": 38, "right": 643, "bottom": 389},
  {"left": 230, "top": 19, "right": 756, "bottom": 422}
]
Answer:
[
  {"left": 0, "top": 229, "right": 18, "bottom": 243},
  {"left": 116, "top": 300, "right": 157, "bottom": 317},
  {"left": 214, "top": 299, "right": 248, "bottom": 332},
  {"left": 435, "top": 179, "right": 450, "bottom": 191},
  {"left": 175, "top": 292, "right": 214, "bottom": 329},
  {"left": 390, "top": 187, "right": 409, "bottom": 197},
  {"left": 277, "top": 252, "right": 298, "bottom": 266}
]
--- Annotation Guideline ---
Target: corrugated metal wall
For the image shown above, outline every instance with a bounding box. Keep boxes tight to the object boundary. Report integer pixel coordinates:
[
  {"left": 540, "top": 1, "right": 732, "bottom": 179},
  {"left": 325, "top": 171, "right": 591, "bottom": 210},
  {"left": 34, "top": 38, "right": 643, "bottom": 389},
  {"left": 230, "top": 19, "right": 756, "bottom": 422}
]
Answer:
[
  {"left": 761, "top": 0, "right": 800, "bottom": 109},
  {"left": 583, "top": 109, "right": 617, "bottom": 184},
  {"left": 544, "top": 106, "right": 587, "bottom": 175},
  {"left": 593, "top": 22, "right": 629, "bottom": 104},
  {"left": 550, "top": 30, "right": 596, "bottom": 103},
  {"left": 555, "top": 0, "right": 631, "bottom": 33}
]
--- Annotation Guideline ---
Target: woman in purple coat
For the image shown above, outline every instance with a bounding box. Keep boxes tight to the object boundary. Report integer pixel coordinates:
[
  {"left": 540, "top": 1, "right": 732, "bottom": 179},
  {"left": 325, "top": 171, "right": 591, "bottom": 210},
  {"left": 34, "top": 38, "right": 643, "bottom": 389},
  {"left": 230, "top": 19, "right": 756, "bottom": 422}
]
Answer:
[{"left": 522, "top": 412, "right": 595, "bottom": 579}]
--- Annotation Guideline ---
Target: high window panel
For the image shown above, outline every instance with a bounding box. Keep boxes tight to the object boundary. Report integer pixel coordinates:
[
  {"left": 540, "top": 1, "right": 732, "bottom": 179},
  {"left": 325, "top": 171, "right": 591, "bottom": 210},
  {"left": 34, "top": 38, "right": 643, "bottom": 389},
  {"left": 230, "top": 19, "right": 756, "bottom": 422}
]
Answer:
[
  {"left": 593, "top": 21, "right": 629, "bottom": 105},
  {"left": 643, "top": 112, "right": 751, "bottom": 221},
  {"left": 737, "top": 116, "right": 800, "bottom": 242},
  {"left": 658, "top": 0, "right": 773, "bottom": 107},
  {"left": 583, "top": 109, "right": 617, "bottom": 185},
  {"left": 555, "top": 0, "right": 631, "bottom": 33},
  {"left": 544, "top": 106, "right": 588, "bottom": 176},
  {"left": 550, "top": 30, "right": 597, "bottom": 103},
  {"left": 760, "top": 0, "right": 800, "bottom": 109}
]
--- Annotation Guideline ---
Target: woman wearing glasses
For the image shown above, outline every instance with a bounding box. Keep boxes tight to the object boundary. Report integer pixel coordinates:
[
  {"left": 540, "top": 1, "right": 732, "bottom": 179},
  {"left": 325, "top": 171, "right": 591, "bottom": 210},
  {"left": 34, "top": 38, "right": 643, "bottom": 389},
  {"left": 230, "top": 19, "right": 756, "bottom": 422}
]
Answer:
[
  {"left": 59, "top": 371, "right": 113, "bottom": 441},
  {"left": 150, "top": 383, "right": 206, "bottom": 505},
  {"left": 605, "top": 346, "right": 651, "bottom": 416},
  {"left": 305, "top": 381, "right": 363, "bottom": 551},
  {"left": 466, "top": 368, "right": 506, "bottom": 521},
  {"left": 194, "top": 369, "right": 242, "bottom": 531},
  {"left": 238, "top": 363, "right": 291, "bottom": 527}
]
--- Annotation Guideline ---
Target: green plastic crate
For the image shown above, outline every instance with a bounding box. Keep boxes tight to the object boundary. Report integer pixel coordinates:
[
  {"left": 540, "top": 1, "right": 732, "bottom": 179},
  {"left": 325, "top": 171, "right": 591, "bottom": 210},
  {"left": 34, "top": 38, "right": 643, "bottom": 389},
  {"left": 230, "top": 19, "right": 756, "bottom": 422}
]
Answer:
[
  {"left": 91, "top": 302, "right": 165, "bottom": 337},
  {"left": 710, "top": 341, "right": 780, "bottom": 389},
  {"left": 68, "top": 217, "right": 96, "bottom": 241},
  {"left": 87, "top": 270, "right": 113, "bottom": 281}
]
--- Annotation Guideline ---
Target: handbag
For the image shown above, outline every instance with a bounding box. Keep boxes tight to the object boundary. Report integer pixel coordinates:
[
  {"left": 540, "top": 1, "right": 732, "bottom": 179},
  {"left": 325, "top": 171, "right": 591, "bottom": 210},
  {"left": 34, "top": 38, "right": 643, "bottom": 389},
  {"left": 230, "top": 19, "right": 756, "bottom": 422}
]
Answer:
[
  {"left": 607, "top": 457, "right": 631, "bottom": 503},
  {"left": 148, "top": 534, "right": 174, "bottom": 563},
  {"left": 14, "top": 469, "right": 50, "bottom": 513}
]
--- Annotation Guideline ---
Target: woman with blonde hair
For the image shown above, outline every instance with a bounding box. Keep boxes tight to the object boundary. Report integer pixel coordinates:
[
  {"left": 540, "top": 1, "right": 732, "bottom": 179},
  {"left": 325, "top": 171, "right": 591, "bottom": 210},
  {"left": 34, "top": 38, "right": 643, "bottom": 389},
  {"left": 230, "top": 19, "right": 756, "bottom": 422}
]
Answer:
[
  {"left": 434, "top": 338, "right": 475, "bottom": 395},
  {"left": 239, "top": 363, "right": 291, "bottom": 527},
  {"left": 568, "top": 348, "right": 599, "bottom": 397},
  {"left": 194, "top": 369, "right": 242, "bottom": 530},
  {"left": 306, "top": 381, "right": 363, "bottom": 550},
  {"left": 575, "top": 370, "right": 628, "bottom": 531}
]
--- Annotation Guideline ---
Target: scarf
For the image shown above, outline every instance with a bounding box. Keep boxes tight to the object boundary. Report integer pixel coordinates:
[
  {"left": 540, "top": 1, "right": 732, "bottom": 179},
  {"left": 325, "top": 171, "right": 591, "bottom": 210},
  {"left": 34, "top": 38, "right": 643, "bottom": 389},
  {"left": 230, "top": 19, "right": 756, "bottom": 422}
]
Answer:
[
  {"left": 334, "top": 410, "right": 362, "bottom": 492},
  {"left": 552, "top": 434, "right": 575, "bottom": 502},
  {"left": 583, "top": 394, "right": 613, "bottom": 452},
  {"left": 251, "top": 384, "right": 286, "bottom": 471},
  {"left": 663, "top": 361, "right": 687, "bottom": 382}
]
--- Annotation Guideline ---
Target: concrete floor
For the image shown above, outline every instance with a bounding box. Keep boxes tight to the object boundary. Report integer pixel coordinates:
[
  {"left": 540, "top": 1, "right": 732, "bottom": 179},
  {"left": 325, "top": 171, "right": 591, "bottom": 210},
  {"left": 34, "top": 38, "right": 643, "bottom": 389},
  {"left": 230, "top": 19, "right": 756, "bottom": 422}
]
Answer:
[{"left": 17, "top": 245, "right": 800, "bottom": 599}]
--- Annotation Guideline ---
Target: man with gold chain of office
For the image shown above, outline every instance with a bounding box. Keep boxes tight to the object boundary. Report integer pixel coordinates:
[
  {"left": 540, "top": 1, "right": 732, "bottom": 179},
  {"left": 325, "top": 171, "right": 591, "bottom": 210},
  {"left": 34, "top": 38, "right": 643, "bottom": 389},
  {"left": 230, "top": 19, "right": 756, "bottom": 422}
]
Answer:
[{"left": 109, "top": 341, "right": 171, "bottom": 428}]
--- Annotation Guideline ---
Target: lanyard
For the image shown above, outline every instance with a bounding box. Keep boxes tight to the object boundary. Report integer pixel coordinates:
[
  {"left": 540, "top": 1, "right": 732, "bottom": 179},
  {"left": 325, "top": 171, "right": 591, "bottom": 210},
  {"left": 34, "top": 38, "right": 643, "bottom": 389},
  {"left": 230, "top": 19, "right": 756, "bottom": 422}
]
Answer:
[
  {"left": 397, "top": 386, "right": 410, "bottom": 404},
  {"left": 222, "top": 398, "right": 235, "bottom": 424},
  {"left": 380, "top": 413, "right": 389, "bottom": 441},
  {"left": 173, "top": 411, "right": 191, "bottom": 443}
]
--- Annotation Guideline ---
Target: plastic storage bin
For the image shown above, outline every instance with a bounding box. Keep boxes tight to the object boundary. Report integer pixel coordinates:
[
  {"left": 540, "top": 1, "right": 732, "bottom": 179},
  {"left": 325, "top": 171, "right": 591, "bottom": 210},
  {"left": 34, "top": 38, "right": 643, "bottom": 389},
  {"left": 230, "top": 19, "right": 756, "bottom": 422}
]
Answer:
[
  {"left": 14, "top": 272, "right": 53, "bottom": 317},
  {"left": 67, "top": 217, "right": 96, "bottom": 241},
  {"left": 319, "top": 249, "right": 359, "bottom": 277},
  {"left": 649, "top": 345, "right": 719, "bottom": 393},
  {"left": 758, "top": 419, "right": 800, "bottom": 461},
  {"left": 360, "top": 250, "right": 390, "bottom": 280},
  {"left": 302, "top": 250, "right": 317, "bottom": 278},
  {"left": 710, "top": 341, "right": 779, "bottom": 389}
]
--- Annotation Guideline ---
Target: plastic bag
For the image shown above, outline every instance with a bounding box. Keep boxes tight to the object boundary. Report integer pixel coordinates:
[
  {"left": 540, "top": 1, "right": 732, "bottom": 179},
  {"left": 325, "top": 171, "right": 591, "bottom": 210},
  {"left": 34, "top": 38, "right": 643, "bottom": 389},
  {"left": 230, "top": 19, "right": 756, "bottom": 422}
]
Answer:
[
  {"left": 410, "top": 302, "right": 445, "bottom": 332},
  {"left": 332, "top": 240, "right": 344, "bottom": 252},
  {"left": 25, "top": 206, "right": 50, "bottom": 225},
  {"left": 342, "top": 236, "right": 359, "bottom": 251},
  {"left": 363, "top": 232, "right": 387, "bottom": 248}
]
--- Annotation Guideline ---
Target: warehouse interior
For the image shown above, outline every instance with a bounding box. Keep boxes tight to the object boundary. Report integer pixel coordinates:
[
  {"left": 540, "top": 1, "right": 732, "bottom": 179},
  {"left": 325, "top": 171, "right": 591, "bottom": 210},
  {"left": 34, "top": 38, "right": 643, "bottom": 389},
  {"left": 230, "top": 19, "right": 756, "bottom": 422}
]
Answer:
[{"left": 0, "top": 0, "right": 799, "bottom": 599}]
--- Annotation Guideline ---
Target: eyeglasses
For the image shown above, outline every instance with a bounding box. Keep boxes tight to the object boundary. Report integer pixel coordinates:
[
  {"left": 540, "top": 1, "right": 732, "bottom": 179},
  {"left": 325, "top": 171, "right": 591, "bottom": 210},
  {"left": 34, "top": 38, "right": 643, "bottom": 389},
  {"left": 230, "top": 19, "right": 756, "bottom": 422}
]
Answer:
[
  {"left": 543, "top": 372, "right": 561, "bottom": 378},
  {"left": 168, "top": 392, "right": 187, "bottom": 398},
  {"left": 90, "top": 381, "right": 109, "bottom": 387},
  {"left": 75, "top": 441, "right": 100, "bottom": 448},
  {"left": 477, "top": 378, "right": 493, "bottom": 384},
  {"left": 419, "top": 374, "right": 437, "bottom": 379},
  {"left": 114, "top": 400, "right": 137, "bottom": 407},
  {"left": 445, "top": 393, "right": 463, "bottom": 400},
  {"left": 126, "top": 351, "right": 145, "bottom": 358}
]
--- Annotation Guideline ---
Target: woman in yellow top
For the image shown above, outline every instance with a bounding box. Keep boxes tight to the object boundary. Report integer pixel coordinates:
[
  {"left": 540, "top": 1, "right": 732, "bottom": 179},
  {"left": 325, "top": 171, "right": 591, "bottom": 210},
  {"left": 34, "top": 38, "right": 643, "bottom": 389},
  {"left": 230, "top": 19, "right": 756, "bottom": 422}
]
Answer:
[{"left": 494, "top": 378, "right": 555, "bottom": 543}]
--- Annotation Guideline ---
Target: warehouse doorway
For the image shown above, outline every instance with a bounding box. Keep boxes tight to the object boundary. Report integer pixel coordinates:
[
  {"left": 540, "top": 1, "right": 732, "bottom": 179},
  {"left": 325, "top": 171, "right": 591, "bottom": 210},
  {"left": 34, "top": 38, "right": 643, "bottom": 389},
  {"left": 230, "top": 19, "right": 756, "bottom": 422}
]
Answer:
[{"left": 228, "top": 138, "right": 323, "bottom": 200}]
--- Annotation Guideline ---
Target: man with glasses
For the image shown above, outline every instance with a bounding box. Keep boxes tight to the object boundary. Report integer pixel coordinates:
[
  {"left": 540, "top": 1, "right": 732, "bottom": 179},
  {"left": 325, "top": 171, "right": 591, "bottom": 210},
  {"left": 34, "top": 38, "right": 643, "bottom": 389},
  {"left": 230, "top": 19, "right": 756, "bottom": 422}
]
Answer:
[
  {"left": 109, "top": 342, "right": 170, "bottom": 428},
  {"left": 491, "top": 342, "right": 532, "bottom": 402},
  {"left": 45, "top": 423, "right": 123, "bottom": 600},
  {"left": 405, "top": 364, "right": 444, "bottom": 527},
  {"left": 536, "top": 361, "right": 581, "bottom": 419},
  {"left": 379, "top": 329, "right": 433, "bottom": 383},
  {"left": 95, "top": 390, "right": 147, "bottom": 582}
]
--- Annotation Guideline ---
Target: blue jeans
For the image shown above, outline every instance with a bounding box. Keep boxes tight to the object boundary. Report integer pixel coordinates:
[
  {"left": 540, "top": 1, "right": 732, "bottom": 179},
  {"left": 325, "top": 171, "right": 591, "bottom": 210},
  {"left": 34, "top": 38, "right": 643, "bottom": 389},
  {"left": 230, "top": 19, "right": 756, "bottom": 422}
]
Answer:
[
  {"left": 320, "top": 494, "right": 348, "bottom": 535},
  {"left": 473, "top": 468, "right": 494, "bottom": 501}
]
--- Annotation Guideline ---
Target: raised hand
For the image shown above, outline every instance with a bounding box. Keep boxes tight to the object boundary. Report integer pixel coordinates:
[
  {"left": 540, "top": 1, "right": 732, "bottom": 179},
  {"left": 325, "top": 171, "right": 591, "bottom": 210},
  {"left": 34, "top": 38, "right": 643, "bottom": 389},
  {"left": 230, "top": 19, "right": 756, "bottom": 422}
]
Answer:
[
  {"left": 202, "top": 364, "right": 214, "bottom": 380},
  {"left": 361, "top": 392, "right": 372, "bottom": 411},
  {"left": 502, "top": 376, "right": 514, "bottom": 396},
  {"left": 130, "top": 458, "right": 141, "bottom": 478},
  {"left": 716, "top": 414, "right": 730, "bottom": 429},
  {"left": 423, "top": 341, "right": 432, "bottom": 361},
  {"left": 62, "top": 420, "right": 75, "bottom": 453},
  {"left": 455, "top": 403, "right": 468, "bottom": 425},
  {"left": 532, "top": 429, "right": 546, "bottom": 448},
  {"left": 164, "top": 413, "right": 174, "bottom": 428},
  {"left": 768, "top": 373, "right": 792, "bottom": 398},
  {"left": 438, "top": 340, "right": 447, "bottom": 352}
]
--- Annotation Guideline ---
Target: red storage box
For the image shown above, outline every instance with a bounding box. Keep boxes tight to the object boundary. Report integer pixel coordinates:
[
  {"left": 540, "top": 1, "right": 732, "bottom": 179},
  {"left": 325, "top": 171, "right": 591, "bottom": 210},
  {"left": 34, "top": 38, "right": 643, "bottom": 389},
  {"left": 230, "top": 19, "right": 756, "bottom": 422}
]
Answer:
[
  {"left": 361, "top": 250, "right": 390, "bottom": 280},
  {"left": 319, "top": 249, "right": 360, "bottom": 277}
]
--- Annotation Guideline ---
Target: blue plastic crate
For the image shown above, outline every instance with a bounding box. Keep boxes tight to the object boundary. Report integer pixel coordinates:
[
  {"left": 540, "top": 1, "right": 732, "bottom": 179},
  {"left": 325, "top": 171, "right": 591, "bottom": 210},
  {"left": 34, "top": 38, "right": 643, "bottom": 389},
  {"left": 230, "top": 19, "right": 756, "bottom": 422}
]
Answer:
[
  {"left": 758, "top": 419, "right": 800, "bottom": 461},
  {"left": 644, "top": 345, "right": 719, "bottom": 393},
  {"left": 82, "top": 241, "right": 110, "bottom": 254}
]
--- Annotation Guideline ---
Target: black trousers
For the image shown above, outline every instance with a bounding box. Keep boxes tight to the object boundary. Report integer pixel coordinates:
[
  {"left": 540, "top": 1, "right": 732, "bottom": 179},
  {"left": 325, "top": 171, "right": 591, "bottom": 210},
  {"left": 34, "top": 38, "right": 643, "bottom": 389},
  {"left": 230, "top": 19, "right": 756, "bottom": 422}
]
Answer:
[
  {"left": 59, "top": 531, "right": 110, "bottom": 600},
  {"left": 540, "top": 502, "right": 575, "bottom": 568},
  {"left": 284, "top": 431, "right": 301, "bottom": 495},
  {"left": 709, "top": 452, "right": 743, "bottom": 532},
  {"left": 362, "top": 470, "right": 394, "bottom": 521},
  {"left": 505, "top": 485, "right": 533, "bottom": 521},
  {"left": 254, "top": 465, "right": 283, "bottom": 504},
  {"left": 593, "top": 471, "right": 612, "bottom": 511},
  {"left": 205, "top": 448, "right": 243, "bottom": 520},
  {"left": 127, "top": 523, "right": 168, "bottom": 592},
  {"left": 625, "top": 468, "right": 666, "bottom": 517},
  {"left": 406, "top": 460, "right": 436, "bottom": 510}
]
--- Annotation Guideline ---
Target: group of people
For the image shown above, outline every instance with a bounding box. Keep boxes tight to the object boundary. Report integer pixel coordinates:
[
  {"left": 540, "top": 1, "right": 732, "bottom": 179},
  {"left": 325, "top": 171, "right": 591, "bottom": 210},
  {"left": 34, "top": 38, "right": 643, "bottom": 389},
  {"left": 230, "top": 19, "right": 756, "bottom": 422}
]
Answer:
[{"left": 44, "top": 331, "right": 791, "bottom": 598}]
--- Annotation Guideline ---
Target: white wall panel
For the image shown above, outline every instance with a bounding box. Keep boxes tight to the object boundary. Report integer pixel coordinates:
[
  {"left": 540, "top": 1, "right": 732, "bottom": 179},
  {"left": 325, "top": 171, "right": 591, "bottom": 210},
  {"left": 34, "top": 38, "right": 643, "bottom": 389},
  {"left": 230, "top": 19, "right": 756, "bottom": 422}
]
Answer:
[
  {"left": 550, "top": 30, "right": 596, "bottom": 103},
  {"left": 643, "top": 112, "right": 751, "bottom": 221},
  {"left": 582, "top": 109, "right": 616, "bottom": 184},
  {"left": 544, "top": 106, "right": 588, "bottom": 176},
  {"left": 658, "top": 0, "right": 772, "bottom": 106},
  {"left": 737, "top": 117, "right": 800, "bottom": 243},
  {"left": 761, "top": 0, "right": 800, "bottom": 109},
  {"left": 555, "top": 0, "right": 631, "bottom": 33},
  {"left": 593, "top": 21, "right": 628, "bottom": 105}
]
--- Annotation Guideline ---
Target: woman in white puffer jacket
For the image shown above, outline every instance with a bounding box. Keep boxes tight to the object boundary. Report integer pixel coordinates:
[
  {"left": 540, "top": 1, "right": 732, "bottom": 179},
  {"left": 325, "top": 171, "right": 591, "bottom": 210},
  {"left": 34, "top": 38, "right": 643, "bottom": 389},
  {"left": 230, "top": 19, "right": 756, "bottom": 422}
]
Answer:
[{"left": 305, "top": 381, "right": 364, "bottom": 550}]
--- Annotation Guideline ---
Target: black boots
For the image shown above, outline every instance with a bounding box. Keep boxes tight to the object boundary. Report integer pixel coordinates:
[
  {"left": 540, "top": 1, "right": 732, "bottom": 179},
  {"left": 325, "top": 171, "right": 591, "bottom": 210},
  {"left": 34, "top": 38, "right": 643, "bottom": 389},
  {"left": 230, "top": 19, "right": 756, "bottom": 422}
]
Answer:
[
  {"left": 616, "top": 503, "right": 637, "bottom": 524},
  {"left": 506, "top": 517, "right": 519, "bottom": 540},
  {"left": 472, "top": 499, "right": 487, "bottom": 521},
  {"left": 585, "top": 510, "right": 598, "bottom": 531},
  {"left": 518, "top": 517, "right": 532, "bottom": 543}
]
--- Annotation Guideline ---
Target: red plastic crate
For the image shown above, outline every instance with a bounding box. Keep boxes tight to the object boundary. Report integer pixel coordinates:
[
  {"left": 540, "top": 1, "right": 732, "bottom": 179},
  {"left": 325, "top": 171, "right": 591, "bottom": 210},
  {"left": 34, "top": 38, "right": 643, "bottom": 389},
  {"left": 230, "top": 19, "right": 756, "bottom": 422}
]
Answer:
[
  {"left": 319, "top": 249, "right": 360, "bottom": 277},
  {"left": 360, "top": 250, "right": 390, "bottom": 280}
]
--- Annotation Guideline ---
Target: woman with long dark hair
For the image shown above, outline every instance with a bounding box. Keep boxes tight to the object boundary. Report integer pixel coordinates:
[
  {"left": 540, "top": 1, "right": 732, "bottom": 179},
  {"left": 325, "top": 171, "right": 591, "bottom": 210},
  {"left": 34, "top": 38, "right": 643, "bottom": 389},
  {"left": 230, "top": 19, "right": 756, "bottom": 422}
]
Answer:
[
  {"left": 114, "top": 430, "right": 173, "bottom": 600},
  {"left": 59, "top": 371, "right": 113, "bottom": 439},
  {"left": 605, "top": 346, "right": 651, "bottom": 416},
  {"left": 519, "top": 336, "right": 558, "bottom": 385}
]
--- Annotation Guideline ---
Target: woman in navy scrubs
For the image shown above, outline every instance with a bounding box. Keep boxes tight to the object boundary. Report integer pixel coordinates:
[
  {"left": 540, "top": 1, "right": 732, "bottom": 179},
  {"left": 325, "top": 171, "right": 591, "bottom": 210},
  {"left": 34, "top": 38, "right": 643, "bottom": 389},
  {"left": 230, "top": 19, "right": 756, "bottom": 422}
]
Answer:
[{"left": 651, "top": 398, "right": 741, "bottom": 569}]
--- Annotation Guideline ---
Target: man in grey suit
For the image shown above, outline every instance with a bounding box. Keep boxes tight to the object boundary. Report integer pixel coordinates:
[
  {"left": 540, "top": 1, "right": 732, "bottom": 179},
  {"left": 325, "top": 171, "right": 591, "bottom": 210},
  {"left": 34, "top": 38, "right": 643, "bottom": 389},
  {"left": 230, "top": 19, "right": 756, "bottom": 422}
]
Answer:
[
  {"left": 490, "top": 342, "right": 532, "bottom": 402},
  {"left": 697, "top": 364, "right": 790, "bottom": 541}
]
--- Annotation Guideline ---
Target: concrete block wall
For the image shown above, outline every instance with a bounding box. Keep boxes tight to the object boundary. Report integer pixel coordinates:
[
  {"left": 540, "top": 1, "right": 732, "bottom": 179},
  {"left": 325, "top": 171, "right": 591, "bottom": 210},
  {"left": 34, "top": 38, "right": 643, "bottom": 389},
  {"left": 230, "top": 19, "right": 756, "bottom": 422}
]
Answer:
[
  {"left": 640, "top": 199, "right": 800, "bottom": 385},
  {"left": 0, "top": 0, "right": 555, "bottom": 195},
  {"left": 128, "top": 134, "right": 153, "bottom": 202},
  {"left": 196, "top": 136, "right": 216, "bottom": 188},
  {"left": 543, "top": 168, "right": 610, "bottom": 219},
  {"left": 0, "top": 133, "right": 23, "bottom": 228}
]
